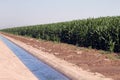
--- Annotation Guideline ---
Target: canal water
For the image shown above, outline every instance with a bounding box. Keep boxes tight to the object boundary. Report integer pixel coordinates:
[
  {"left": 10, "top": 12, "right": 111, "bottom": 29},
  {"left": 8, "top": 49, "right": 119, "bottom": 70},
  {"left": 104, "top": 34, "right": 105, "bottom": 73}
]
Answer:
[{"left": 0, "top": 36, "right": 69, "bottom": 80}]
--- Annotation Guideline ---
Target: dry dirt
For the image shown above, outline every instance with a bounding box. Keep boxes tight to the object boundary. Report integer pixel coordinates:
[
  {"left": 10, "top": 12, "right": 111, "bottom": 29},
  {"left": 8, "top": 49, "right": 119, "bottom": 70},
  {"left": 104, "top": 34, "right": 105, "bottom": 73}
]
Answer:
[
  {"left": 0, "top": 39, "right": 38, "bottom": 80},
  {"left": 1, "top": 33, "right": 120, "bottom": 80}
]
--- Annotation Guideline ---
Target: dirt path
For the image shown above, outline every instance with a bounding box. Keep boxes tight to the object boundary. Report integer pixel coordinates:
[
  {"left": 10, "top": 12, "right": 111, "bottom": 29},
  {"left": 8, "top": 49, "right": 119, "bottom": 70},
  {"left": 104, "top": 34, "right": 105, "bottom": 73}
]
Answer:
[
  {"left": 4, "top": 34, "right": 120, "bottom": 80},
  {"left": 0, "top": 33, "right": 113, "bottom": 80},
  {"left": 0, "top": 40, "right": 38, "bottom": 80}
]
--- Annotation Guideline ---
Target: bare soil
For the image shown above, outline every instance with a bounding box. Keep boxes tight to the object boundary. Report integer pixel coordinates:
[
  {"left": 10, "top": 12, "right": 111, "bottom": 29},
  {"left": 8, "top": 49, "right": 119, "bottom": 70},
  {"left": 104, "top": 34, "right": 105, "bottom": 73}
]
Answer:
[{"left": 2, "top": 33, "right": 120, "bottom": 80}]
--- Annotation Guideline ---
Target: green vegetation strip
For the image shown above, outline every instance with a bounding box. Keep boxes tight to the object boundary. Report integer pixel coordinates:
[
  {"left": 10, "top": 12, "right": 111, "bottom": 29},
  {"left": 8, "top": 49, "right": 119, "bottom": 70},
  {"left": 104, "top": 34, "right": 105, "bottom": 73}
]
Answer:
[{"left": 1, "top": 16, "right": 120, "bottom": 52}]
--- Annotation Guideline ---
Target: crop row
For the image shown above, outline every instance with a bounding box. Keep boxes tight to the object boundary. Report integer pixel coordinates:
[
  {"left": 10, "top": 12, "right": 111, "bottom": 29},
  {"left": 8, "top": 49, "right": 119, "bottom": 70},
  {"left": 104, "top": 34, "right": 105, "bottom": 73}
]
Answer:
[{"left": 1, "top": 16, "right": 120, "bottom": 52}]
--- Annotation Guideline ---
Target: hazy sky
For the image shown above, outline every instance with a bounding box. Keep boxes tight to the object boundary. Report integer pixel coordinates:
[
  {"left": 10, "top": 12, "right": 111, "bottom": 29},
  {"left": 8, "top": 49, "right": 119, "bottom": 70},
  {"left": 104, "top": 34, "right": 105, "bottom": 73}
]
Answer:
[{"left": 0, "top": 0, "right": 120, "bottom": 29}]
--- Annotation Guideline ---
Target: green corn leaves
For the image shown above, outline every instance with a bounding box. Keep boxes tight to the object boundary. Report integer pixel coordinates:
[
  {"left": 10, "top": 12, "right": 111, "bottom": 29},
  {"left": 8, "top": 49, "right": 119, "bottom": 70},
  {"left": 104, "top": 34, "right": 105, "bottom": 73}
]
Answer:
[{"left": 1, "top": 16, "right": 120, "bottom": 52}]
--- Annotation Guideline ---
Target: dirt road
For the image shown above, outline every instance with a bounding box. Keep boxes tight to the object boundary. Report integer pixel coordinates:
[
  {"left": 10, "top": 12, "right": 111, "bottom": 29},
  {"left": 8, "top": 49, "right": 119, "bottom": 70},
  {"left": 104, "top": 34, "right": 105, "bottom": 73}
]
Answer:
[{"left": 0, "top": 33, "right": 113, "bottom": 80}]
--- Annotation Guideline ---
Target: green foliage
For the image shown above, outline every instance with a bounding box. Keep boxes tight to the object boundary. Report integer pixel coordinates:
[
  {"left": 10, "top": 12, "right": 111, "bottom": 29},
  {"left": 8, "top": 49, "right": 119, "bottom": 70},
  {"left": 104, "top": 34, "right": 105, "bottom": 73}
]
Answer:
[{"left": 1, "top": 16, "right": 120, "bottom": 52}]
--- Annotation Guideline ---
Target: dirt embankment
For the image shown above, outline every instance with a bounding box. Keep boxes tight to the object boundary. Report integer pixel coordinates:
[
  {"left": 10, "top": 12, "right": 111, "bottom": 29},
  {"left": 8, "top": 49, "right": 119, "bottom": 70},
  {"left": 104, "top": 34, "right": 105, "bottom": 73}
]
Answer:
[
  {"left": 1, "top": 33, "right": 120, "bottom": 80},
  {"left": 0, "top": 40, "right": 38, "bottom": 80}
]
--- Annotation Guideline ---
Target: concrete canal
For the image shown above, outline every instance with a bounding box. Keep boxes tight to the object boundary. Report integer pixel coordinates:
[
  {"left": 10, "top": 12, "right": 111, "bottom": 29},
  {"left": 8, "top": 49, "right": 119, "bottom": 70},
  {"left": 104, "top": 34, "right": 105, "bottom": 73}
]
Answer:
[{"left": 0, "top": 35, "right": 69, "bottom": 80}]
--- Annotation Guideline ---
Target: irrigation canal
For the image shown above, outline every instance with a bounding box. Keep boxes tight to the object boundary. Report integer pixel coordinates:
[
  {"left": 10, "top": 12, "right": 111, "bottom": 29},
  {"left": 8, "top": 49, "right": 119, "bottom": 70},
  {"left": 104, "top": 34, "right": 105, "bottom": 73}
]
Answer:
[{"left": 0, "top": 35, "right": 69, "bottom": 80}]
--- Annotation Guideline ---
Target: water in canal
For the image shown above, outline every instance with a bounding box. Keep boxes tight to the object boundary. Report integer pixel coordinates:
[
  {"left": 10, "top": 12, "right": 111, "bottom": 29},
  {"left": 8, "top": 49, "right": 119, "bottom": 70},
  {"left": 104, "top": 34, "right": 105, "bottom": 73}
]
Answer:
[{"left": 0, "top": 36, "right": 69, "bottom": 80}]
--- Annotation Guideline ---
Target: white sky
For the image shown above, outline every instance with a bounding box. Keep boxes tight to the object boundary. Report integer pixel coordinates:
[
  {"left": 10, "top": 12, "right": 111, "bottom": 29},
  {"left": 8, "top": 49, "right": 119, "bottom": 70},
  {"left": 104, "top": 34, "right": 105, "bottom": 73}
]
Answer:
[{"left": 0, "top": 0, "right": 120, "bottom": 29}]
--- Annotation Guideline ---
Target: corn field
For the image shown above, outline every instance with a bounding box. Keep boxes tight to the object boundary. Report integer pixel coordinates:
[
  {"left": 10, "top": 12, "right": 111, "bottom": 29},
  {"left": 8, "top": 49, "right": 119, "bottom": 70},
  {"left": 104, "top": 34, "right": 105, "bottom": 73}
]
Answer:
[{"left": 1, "top": 16, "right": 120, "bottom": 52}]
